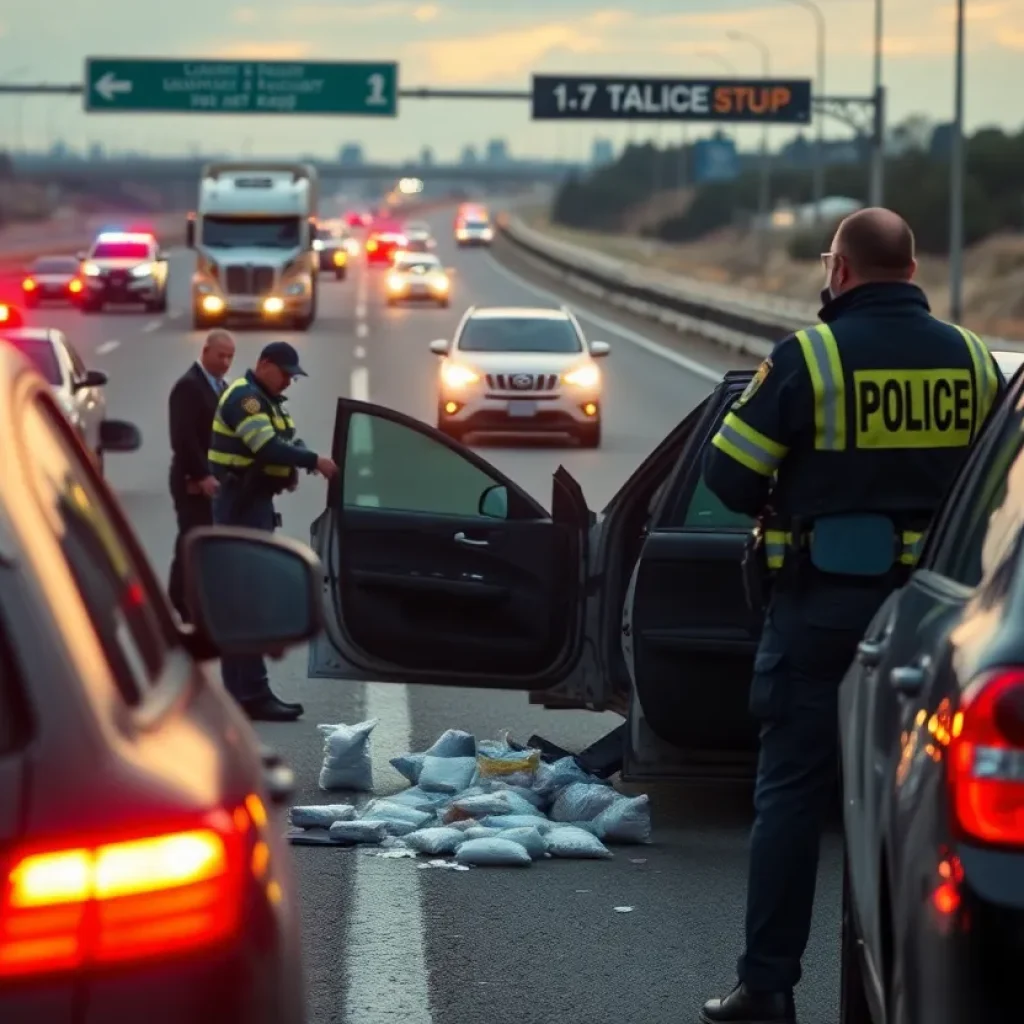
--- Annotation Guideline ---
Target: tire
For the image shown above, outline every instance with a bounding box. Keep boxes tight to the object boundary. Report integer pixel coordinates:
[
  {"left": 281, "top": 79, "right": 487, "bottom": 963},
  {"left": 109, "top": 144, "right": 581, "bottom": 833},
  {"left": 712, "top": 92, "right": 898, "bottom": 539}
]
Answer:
[
  {"left": 155, "top": 290, "right": 168, "bottom": 313},
  {"left": 839, "top": 852, "right": 873, "bottom": 1024},
  {"left": 577, "top": 421, "right": 602, "bottom": 448}
]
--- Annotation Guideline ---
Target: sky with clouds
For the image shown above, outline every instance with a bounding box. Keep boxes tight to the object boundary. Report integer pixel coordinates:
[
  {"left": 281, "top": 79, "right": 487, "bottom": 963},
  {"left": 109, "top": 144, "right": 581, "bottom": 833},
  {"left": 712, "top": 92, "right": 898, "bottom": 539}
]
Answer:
[{"left": 0, "top": 0, "right": 1021, "bottom": 161}]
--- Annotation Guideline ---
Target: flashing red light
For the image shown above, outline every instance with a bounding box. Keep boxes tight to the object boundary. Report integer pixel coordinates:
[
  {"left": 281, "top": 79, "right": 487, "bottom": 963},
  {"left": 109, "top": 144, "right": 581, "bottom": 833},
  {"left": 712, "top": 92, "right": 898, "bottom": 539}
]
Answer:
[
  {"left": 949, "top": 668, "right": 1024, "bottom": 846},
  {"left": 21, "top": 278, "right": 36, "bottom": 292},
  {"left": 69, "top": 279, "right": 83, "bottom": 294},
  {"left": 0, "top": 303, "right": 23, "bottom": 327}
]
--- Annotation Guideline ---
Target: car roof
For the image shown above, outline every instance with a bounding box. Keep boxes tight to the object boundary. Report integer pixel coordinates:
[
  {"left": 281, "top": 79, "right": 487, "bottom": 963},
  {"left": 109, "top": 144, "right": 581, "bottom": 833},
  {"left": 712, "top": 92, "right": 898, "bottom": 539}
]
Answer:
[
  {"left": 993, "top": 349, "right": 1024, "bottom": 379},
  {"left": 467, "top": 307, "right": 570, "bottom": 320},
  {"left": 31, "top": 255, "right": 77, "bottom": 265},
  {"left": 1, "top": 327, "right": 56, "bottom": 344}
]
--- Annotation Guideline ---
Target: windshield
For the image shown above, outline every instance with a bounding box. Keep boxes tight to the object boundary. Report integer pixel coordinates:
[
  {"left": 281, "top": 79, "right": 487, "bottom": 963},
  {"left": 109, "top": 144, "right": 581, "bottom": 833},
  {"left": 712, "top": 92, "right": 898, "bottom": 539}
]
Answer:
[
  {"left": 2, "top": 335, "right": 61, "bottom": 385},
  {"left": 397, "top": 257, "right": 440, "bottom": 272},
  {"left": 458, "top": 317, "right": 582, "bottom": 353},
  {"left": 202, "top": 216, "right": 301, "bottom": 249},
  {"left": 32, "top": 258, "right": 78, "bottom": 273},
  {"left": 462, "top": 220, "right": 490, "bottom": 230},
  {"left": 91, "top": 242, "right": 150, "bottom": 260}
]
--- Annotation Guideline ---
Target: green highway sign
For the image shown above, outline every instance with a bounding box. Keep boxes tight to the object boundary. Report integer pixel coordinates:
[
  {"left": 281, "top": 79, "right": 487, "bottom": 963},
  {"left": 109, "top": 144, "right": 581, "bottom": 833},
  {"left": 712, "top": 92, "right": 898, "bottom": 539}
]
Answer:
[{"left": 84, "top": 58, "right": 398, "bottom": 116}]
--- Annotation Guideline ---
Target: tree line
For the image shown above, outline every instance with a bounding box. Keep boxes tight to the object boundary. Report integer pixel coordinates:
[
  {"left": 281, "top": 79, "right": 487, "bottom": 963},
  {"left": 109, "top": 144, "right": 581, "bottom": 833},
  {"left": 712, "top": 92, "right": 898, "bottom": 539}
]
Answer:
[{"left": 551, "top": 122, "right": 1024, "bottom": 258}]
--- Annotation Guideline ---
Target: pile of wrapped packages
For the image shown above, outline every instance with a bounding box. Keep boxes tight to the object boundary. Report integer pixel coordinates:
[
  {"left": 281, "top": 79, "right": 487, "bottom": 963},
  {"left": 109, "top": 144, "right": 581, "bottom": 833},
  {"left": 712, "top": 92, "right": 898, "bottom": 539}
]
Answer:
[{"left": 287, "top": 721, "right": 652, "bottom": 867}]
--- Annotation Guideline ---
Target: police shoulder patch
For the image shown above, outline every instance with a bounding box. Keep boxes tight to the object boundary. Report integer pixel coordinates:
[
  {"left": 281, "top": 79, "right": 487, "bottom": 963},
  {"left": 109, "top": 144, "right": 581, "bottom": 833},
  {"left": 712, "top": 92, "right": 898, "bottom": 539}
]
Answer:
[
  {"left": 735, "top": 358, "right": 772, "bottom": 407},
  {"left": 241, "top": 396, "right": 262, "bottom": 415}
]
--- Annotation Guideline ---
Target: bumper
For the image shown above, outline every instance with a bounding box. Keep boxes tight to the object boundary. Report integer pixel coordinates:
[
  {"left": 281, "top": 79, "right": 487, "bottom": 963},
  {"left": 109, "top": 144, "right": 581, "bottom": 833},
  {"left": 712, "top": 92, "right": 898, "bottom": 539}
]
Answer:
[
  {"left": 455, "top": 235, "right": 492, "bottom": 246},
  {"left": 85, "top": 277, "right": 160, "bottom": 302},
  {"left": 194, "top": 293, "right": 312, "bottom": 321},
  {"left": 387, "top": 285, "right": 449, "bottom": 302},
  {"left": 438, "top": 389, "right": 600, "bottom": 432}
]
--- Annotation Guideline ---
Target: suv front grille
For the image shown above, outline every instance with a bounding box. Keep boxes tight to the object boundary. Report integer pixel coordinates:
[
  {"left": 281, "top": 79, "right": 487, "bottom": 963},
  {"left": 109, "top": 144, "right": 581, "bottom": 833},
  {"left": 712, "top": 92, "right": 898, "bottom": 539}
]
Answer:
[
  {"left": 485, "top": 373, "right": 558, "bottom": 392},
  {"left": 224, "top": 266, "right": 276, "bottom": 295}
]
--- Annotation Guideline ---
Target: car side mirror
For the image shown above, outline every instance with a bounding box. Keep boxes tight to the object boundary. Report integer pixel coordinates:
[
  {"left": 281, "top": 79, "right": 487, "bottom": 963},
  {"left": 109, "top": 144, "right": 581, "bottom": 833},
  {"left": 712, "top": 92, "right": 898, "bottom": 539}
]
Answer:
[
  {"left": 183, "top": 529, "right": 324, "bottom": 654},
  {"left": 478, "top": 484, "right": 508, "bottom": 519},
  {"left": 589, "top": 340, "right": 611, "bottom": 357},
  {"left": 75, "top": 369, "right": 108, "bottom": 390},
  {"left": 99, "top": 418, "right": 141, "bottom": 452},
  {"left": 429, "top": 339, "right": 449, "bottom": 355}
]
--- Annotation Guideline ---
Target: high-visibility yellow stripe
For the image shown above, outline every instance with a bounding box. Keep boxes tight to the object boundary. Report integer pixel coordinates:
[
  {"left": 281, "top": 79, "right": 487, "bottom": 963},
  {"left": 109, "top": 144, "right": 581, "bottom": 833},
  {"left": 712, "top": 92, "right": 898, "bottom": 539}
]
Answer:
[
  {"left": 795, "top": 323, "right": 846, "bottom": 450},
  {"left": 209, "top": 450, "right": 252, "bottom": 467},
  {"left": 951, "top": 324, "right": 996, "bottom": 438},
  {"left": 760, "top": 527, "right": 924, "bottom": 569},
  {"left": 711, "top": 411, "right": 789, "bottom": 477}
]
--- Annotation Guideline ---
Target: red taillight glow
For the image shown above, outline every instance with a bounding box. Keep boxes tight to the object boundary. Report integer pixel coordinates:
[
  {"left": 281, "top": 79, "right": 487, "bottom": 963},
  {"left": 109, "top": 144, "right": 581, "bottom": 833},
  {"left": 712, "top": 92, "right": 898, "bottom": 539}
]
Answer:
[
  {"left": 949, "top": 669, "right": 1024, "bottom": 846},
  {"left": 0, "top": 811, "right": 247, "bottom": 978},
  {"left": 21, "top": 278, "right": 35, "bottom": 292},
  {"left": 0, "top": 304, "right": 11, "bottom": 323}
]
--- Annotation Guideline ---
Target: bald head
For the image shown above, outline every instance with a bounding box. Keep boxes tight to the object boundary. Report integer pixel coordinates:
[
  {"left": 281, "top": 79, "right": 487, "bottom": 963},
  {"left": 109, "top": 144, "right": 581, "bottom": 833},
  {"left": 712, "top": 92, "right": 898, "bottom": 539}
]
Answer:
[
  {"left": 201, "top": 328, "right": 235, "bottom": 380},
  {"left": 833, "top": 208, "right": 916, "bottom": 282}
]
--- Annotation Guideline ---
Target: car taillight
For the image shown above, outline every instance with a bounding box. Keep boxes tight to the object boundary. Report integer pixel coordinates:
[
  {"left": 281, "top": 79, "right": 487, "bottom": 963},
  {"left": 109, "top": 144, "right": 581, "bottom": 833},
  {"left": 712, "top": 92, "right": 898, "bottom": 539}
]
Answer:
[
  {"left": 0, "top": 807, "right": 252, "bottom": 978},
  {"left": 949, "top": 668, "right": 1024, "bottom": 846},
  {"left": 69, "top": 279, "right": 83, "bottom": 294},
  {"left": 21, "top": 278, "right": 35, "bottom": 292}
]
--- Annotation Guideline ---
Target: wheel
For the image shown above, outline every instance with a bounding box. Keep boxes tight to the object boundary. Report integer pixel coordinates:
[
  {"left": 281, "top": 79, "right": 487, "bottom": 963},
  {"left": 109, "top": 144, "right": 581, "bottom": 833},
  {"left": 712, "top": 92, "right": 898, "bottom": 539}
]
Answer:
[
  {"left": 154, "top": 290, "right": 168, "bottom": 313},
  {"left": 839, "top": 852, "right": 873, "bottom": 1024},
  {"left": 577, "top": 421, "right": 602, "bottom": 448}
]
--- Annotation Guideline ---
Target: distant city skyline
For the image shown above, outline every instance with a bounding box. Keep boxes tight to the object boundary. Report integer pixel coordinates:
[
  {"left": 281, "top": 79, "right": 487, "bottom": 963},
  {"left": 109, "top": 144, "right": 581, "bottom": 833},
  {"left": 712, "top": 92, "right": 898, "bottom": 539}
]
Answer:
[{"left": 0, "top": 1, "right": 1021, "bottom": 160}]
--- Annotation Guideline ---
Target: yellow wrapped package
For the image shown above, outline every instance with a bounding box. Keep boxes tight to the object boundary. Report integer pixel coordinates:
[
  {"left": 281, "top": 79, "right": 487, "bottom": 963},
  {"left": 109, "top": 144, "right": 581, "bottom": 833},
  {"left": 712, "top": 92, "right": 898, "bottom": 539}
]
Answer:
[{"left": 476, "top": 734, "right": 541, "bottom": 781}]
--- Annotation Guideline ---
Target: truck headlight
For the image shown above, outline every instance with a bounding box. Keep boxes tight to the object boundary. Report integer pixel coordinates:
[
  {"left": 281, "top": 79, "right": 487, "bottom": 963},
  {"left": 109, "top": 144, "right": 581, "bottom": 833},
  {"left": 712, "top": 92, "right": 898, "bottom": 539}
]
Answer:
[
  {"left": 387, "top": 273, "right": 404, "bottom": 292},
  {"left": 431, "top": 276, "right": 450, "bottom": 293},
  {"left": 201, "top": 295, "right": 225, "bottom": 314},
  {"left": 131, "top": 263, "right": 154, "bottom": 278},
  {"left": 263, "top": 297, "right": 285, "bottom": 314},
  {"left": 82, "top": 262, "right": 101, "bottom": 277},
  {"left": 440, "top": 361, "right": 480, "bottom": 389}
]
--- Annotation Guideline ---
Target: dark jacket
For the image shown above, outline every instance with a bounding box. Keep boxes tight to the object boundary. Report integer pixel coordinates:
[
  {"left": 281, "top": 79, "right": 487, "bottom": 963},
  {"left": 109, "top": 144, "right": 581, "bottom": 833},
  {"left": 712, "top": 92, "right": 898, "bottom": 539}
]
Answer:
[
  {"left": 169, "top": 363, "right": 222, "bottom": 494},
  {"left": 704, "top": 282, "right": 1006, "bottom": 522}
]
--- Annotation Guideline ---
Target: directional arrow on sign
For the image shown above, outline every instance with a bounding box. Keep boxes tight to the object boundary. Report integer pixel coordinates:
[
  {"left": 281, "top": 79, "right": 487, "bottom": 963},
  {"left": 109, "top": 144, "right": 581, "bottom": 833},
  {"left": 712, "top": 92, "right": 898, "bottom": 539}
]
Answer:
[{"left": 94, "top": 71, "right": 133, "bottom": 102}]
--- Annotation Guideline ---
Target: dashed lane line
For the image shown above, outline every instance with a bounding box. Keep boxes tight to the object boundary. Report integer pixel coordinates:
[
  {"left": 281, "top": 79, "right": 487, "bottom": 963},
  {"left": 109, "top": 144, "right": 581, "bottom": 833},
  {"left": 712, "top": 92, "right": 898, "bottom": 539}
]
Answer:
[{"left": 95, "top": 340, "right": 120, "bottom": 356}]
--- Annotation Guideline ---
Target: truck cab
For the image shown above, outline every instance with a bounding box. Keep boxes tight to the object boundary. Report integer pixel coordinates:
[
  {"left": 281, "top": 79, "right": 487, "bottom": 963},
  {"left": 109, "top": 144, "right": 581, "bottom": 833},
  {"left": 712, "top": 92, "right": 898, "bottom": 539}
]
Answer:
[{"left": 187, "top": 163, "right": 319, "bottom": 332}]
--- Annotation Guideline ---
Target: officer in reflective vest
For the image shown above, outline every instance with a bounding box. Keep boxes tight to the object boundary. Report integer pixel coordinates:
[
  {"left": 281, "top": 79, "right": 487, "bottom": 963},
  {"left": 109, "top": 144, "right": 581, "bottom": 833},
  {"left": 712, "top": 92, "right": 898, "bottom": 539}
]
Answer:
[
  {"left": 699, "top": 208, "right": 1005, "bottom": 1024},
  {"left": 208, "top": 340, "right": 338, "bottom": 722}
]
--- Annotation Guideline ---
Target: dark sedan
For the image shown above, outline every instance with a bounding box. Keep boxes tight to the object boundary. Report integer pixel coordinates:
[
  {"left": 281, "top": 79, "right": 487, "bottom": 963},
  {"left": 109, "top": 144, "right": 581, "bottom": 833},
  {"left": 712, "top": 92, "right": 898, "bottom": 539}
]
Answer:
[
  {"left": 839, "top": 348, "right": 1024, "bottom": 1024},
  {"left": 21, "top": 256, "right": 84, "bottom": 307}
]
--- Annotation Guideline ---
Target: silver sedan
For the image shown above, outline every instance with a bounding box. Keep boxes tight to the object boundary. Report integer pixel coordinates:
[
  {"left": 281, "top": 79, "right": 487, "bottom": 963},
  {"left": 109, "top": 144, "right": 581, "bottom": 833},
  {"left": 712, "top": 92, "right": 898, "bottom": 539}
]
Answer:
[{"left": 0, "top": 327, "right": 110, "bottom": 470}]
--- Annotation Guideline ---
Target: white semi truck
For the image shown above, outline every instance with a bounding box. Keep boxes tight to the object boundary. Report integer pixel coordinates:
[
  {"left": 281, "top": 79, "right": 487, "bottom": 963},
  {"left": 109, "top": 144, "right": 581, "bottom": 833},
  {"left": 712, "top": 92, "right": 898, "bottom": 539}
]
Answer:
[{"left": 187, "top": 162, "right": 319, "bottom": 331}]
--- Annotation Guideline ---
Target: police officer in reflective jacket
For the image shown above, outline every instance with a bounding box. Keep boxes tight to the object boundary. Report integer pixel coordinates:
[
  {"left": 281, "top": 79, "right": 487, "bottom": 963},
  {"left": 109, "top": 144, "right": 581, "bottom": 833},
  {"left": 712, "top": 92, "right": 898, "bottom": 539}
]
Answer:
[
  {"left": 208, "top": 341, "right": 338, "bottom": 722},
  {"left": 699, "top": 209, "right": 1005, "bottom": 1024}
]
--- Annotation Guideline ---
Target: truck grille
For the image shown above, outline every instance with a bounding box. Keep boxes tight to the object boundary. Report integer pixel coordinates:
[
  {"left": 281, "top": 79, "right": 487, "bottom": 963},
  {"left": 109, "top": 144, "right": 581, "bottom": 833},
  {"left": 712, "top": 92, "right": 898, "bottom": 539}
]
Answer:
[
  {"left": 485, "top": 373, "right": 558, "bottom": 392},
  {"left": 224, "top": 266, "right": 276, "bottom": 295}
]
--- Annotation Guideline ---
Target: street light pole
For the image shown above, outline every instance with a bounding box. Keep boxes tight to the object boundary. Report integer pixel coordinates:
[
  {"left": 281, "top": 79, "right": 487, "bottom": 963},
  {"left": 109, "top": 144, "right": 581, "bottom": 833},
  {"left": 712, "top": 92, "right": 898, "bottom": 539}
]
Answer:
[
  {"left": 784, "top": 0, "right": 826, "bottom": 225},
  {"left": 949, "top": 0, "right": 965, "bottom": 322},
  {"left": 869, "top": 0, "right": 885, "bottom": 205},
  {"left": 728, "top": 32, "right": 773, "bottom": 267}
]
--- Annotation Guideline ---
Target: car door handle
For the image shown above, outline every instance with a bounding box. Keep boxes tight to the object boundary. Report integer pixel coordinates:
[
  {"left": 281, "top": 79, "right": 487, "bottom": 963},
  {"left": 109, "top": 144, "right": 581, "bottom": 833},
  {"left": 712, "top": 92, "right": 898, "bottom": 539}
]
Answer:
[
  {"left": 454, "top": 532, "right": 489, "bottom": 546},
  {"left": 857, "top": 639, "right": 887, "bottom": 668},
  {"left": 890, "top": 660, "right": 928, "bottom": 697}
]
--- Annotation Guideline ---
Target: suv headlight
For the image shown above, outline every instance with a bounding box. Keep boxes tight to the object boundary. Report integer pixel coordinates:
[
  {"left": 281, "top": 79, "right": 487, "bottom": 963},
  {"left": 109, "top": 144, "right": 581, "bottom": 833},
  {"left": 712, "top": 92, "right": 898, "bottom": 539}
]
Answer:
[
  {"left": 82, "top": 262, "right": 101, "bottom": 277},
  {"left": 563, "top": 364, "right": 600, "bottom": 389},
  {"left": 131, "top": 262, "right": 154, "bottom": 278},
  {"left": 441, "top": 361, "right": 480, "bottom": 388}
]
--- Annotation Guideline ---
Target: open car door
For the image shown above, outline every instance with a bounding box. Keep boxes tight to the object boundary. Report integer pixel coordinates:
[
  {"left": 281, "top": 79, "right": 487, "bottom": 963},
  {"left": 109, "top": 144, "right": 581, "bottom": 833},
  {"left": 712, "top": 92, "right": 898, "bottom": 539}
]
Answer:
[{"left": 307, "top": 395, "right": 722, "bottom": 710}]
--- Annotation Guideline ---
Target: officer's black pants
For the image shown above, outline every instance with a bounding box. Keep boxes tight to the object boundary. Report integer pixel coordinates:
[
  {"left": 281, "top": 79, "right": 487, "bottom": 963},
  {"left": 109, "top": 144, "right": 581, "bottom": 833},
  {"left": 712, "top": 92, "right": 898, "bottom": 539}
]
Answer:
[{"left": 738, "top": 578, "right": 889, "bottom": 993}]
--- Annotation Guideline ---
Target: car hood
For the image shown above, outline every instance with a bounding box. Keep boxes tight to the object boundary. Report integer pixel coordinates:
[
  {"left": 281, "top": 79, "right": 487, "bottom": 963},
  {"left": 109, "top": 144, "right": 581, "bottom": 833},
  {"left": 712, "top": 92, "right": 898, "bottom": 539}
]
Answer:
[
  {"left": 89, "top": 258, "right": 150, "bottom": 270},
  {"left": 450, "top": 351, "right": 590, "bottom": 372},
  {"left": 202, "top": 246, "right": 301, "bottom": 268}
]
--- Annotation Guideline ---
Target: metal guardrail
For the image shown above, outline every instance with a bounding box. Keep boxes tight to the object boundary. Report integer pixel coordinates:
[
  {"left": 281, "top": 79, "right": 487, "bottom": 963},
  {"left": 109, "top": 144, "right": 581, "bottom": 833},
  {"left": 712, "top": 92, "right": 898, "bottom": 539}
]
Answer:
[{"left": 498, "top": 215, "right": 1021, "bottom": 355}]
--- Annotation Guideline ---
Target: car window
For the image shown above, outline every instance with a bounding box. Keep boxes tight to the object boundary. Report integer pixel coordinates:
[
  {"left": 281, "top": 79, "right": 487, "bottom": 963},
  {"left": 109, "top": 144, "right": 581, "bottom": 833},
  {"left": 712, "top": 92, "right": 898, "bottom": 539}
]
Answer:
[
  {"left": 22, "top": 395, "right": 167, "bottom": 702},
  {"left": 665, "top": 473, "right": 755, "bottom": 530},
  {"left": 90, "top": 242, "right": 151, "bottom": 260},
  {"left": 1, "top": 335, "right": 61, "bottom": 386},
  {"left": 343, "top": 411, "right": 505, "bottom": 518},
  {"left": 932, "top": 411, "right": 1024, "bottom": 587},
  {"left": 397, "top": 257, "right": 439, "bottom": 271},
  {"left": 458, "top": 317, "right": 582, "bottom": 353},
  {"left": 33, "top": 258, "right": 78, "bottom": 273}
]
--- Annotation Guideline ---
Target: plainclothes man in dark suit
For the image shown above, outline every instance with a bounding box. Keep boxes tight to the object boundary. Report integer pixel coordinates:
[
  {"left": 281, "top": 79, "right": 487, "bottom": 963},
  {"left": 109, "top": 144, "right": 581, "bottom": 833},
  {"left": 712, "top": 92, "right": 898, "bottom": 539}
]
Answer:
[{"left": 167, "top": 329, "right": 236, "bottom": 621}]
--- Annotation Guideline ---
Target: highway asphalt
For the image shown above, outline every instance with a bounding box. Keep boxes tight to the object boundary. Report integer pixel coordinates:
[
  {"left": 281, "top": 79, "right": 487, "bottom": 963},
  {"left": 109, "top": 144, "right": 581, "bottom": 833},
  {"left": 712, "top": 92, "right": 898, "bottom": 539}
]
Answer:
[{"left": 10, "top": 211, "right": 844, "bottom": 1024}]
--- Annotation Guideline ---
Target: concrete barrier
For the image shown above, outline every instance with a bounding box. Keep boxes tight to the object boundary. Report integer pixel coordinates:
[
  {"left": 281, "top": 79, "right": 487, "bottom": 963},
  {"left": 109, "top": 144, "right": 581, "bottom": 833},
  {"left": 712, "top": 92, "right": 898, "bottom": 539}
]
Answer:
[{"left": 497, "top": 215, "right": 1021, "bottom": 355}]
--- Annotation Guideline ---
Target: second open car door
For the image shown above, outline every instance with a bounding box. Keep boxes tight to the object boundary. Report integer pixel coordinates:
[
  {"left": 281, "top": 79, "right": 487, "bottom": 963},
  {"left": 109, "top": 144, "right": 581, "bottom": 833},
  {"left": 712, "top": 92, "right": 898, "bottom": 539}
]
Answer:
[{"left": 308, "top": 372, "right": 767, "bottom": 781}]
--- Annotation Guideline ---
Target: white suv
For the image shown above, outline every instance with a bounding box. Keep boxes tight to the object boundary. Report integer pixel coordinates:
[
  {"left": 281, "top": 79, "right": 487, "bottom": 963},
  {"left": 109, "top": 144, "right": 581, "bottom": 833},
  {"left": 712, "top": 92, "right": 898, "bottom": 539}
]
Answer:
[{"left": 429, "top": 306, "right": 609, "bottom": 447}]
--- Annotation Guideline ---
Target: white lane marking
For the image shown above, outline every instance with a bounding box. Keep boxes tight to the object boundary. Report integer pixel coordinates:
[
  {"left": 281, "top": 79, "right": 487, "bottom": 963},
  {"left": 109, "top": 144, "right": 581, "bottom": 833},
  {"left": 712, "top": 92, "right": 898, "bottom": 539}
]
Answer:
[
  {"left": 143, "top": 319, "right": 161, "bottom": 333},
  {"left": 96, "top": 340, "right": 120, "bottom": 355},
  {"left": 354, "top": 345, "right": 366, "bottom": 359},
  {"left": 345, "top": 683, "right": 432, "bottom": 1024},
  {"left": 355, "top": 302, "right": 367, "bottom": 319},
  {"left": 350, "top": 365, "right": 370, "bottom": 402},
  {"left": 485, "top": 251, "right": 720, "bottom": 383},
  {"left": 356, "top": 321, "right": 368, "bottom": 339}
]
